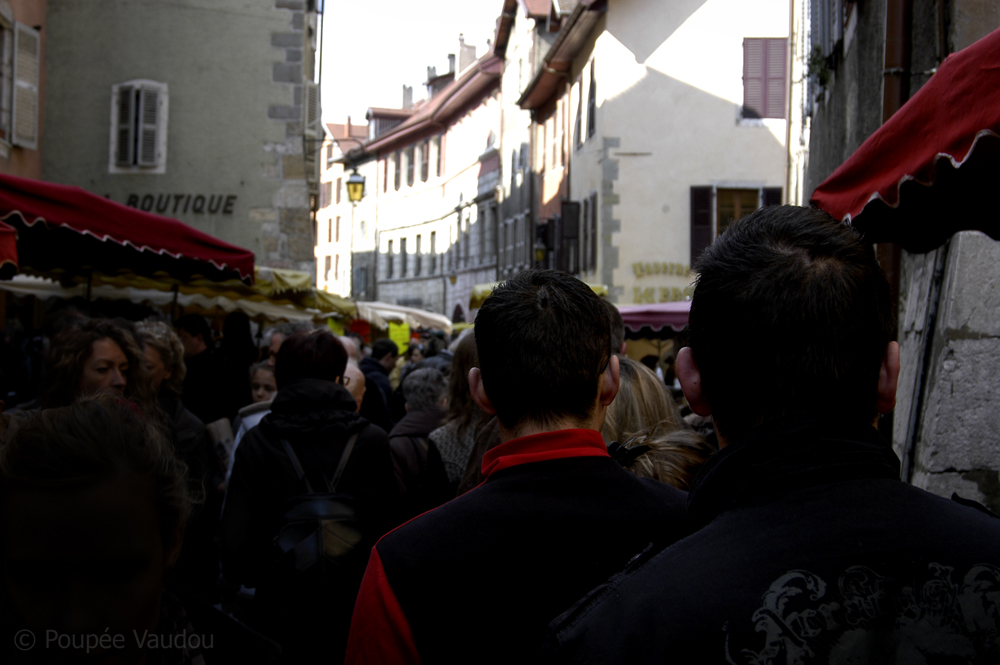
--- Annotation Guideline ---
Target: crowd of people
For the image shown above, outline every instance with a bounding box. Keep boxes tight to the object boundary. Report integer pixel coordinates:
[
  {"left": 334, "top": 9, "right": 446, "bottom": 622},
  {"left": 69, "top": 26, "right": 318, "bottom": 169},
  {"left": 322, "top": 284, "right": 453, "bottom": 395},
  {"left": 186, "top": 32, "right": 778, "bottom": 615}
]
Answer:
[{"left": 0, "top": 205, "right": 999, "bottom": 664}]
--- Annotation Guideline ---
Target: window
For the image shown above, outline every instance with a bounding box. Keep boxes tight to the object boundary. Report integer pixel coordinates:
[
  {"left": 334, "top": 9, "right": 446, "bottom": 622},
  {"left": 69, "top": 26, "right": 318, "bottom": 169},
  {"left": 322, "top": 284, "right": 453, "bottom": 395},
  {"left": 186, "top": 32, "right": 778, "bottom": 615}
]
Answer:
[
  {"left": 382, "top": 159, "right": 388, "bottom": 193},
  {"left": 400, "top": 237, "right": 408, "bottom": 277},
  {"left": 587, "top": 192, "right": 598, "bottom": 272},
  {"left": 434, "top": 136, "right": 443, "bottom": 177},
  {"left": 335, "top": 177, "right": 342, "bottom": 204},
  {"left": 415, "top": 234, "right": 422, "bottom": 275},
  {"left": 335, "top": 216, "right": 340, "bottom": 243},
  {"left": 394, "top": 151, "right": 401, "bottom": 190},
  {"left": 327, "top": 218, "right": 333, "bottom": 243},
  {"left": 406, "top": 146, "right": 415, "bottom": 186},
  {"left": 421, "top": 141, "right": 429, "bottom": 182},
  {"left": 326, "top": 142, "right": 333, "bottom": 164},
  {"left": 110, "top": 79, "right": 168, "bottom": 173},
  {"left": 430, "top": 231, "right": 437, "bottom": 273},
  {"left": 586, "top": 61, "right": 596, "bottom": 138},
  {"left": 462, "top": 213, "right": 471, "bottom": 266},
  {"left": 742, "top": 38, "right": 787, "bottom": 119},
  {"left": 335, "top": 254, "right": 339, "bottom": 281},
  {"left": 320, "top": 181, "right": 332, "bottom": 208},
  {"left": 690, "top": 186, "right": 782, "bottom": 262},
  {"left": 549, "top": 113, "right": 557, "bottom": 169},
  {"left": 324, "top": 255, "right": 331, "bottom": 280},
  {"left": 0, "top": 20, "right": 39, "bottom": 151},
  {"left": 387, "top": 239, "right": 394, "bottom": 278}
]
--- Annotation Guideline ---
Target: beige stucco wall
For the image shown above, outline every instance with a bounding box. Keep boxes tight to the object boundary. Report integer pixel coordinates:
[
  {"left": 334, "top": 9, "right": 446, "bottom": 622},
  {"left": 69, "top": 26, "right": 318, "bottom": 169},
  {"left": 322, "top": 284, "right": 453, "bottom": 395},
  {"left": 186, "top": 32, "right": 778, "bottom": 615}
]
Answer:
[{"left": 569, "top": 0, "right": 788, "bottom": 303}]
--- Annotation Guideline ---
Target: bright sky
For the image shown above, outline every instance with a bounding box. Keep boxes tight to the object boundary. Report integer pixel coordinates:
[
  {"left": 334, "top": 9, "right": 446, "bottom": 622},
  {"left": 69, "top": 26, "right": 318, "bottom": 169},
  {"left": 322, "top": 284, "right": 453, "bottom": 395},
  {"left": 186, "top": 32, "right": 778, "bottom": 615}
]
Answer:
[{"left": 318, "top": 0, "right": 504, "bottom": 125}]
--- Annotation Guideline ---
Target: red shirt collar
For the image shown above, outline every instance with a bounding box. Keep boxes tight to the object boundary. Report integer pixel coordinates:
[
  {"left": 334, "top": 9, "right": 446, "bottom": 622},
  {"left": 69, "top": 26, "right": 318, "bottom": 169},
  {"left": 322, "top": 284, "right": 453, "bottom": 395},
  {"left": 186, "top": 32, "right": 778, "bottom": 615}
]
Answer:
[{"left": 480, "top": 428, "right": 610, "bottom": 479}]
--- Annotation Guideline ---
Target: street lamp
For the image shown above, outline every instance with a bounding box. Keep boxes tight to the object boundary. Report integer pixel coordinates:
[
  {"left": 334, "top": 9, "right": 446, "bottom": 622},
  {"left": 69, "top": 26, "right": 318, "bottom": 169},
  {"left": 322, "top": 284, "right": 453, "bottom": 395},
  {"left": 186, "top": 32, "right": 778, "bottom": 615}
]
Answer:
[{"left": 346, "top": 169, "right": 365, "bottom": 203}]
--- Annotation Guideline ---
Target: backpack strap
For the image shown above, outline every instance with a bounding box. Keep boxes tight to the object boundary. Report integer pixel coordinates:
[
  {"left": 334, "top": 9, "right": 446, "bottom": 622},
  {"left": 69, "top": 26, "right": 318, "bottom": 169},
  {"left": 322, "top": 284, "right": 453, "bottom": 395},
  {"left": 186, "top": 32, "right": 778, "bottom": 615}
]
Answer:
[
  {"left": 328, "top": 432, "right": 360, "bottom": 492},
  {"left": 281, "top": 439, "right": 314, "bottom": 494}
]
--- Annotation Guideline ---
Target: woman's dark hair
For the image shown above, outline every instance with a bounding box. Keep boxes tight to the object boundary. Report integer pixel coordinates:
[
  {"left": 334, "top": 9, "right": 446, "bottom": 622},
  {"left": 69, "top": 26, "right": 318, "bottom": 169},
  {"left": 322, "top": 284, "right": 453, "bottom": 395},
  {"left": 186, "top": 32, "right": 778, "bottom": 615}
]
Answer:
[
  {"left": 40, "top": 318, "right": 156, "bottom": 409},
  {"left": 442, "top": 331, "right": 488, "bottom": 434},
  {"left": 274, "top": 329, "right": 348, "bottom": 389},
  {"left": 0, "top": 395, "right": 192, "bottom": 548}
]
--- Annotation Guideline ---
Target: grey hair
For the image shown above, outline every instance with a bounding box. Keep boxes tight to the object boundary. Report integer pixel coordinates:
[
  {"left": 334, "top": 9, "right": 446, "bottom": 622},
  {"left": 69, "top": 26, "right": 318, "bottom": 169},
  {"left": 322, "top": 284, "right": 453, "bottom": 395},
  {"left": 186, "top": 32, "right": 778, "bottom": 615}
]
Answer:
[{"left": 402, "top": 368, "right": 447, "bottom": 412}]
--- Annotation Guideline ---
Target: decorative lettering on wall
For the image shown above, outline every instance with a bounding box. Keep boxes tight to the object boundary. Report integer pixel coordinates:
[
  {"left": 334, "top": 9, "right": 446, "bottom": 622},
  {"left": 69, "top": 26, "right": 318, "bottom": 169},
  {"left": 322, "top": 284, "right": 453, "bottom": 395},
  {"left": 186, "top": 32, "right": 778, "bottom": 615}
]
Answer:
[
  {"left": 125, "top": 194, "right": 238, "bottom": 215},
  {"left": 632, "top": 262, "right": 691, "bottom": 278},
  {"left": 633, "top": 286, "right": 694, "bottom": 304}
]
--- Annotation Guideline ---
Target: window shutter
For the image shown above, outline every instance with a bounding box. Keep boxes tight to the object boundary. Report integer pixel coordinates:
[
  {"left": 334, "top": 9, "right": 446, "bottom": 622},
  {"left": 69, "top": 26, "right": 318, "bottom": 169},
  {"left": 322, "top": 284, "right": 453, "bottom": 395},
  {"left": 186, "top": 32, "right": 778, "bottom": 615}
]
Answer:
[
  {"left": 303, "top": 82, "right": 321, "bottom": 137},
  {"left": 690, "top": 186, "right": 713, "bottom": 265},
  {"left": 743, "top": 38, "right": 765, "bottom": 119},
  {"left": 588, "top": 192, "right": 598, "bottom": 271},
  {"left": 765, "top": 39, "right": 787, "bottom": 119},
  {"left": 115, "top": 85, "right": 135, "bottom": 166},
  {"left": 560, "top": 200, "right": 581, "bottom": 274},
  {"left": 137, "top": 86, "right": 159, "bottom": 166},
  {"left": 11, "top": 22, "right": 39, "bottom": 149},
  {"left": 763, "top": 187, "right": 783, "bottom": 206}
]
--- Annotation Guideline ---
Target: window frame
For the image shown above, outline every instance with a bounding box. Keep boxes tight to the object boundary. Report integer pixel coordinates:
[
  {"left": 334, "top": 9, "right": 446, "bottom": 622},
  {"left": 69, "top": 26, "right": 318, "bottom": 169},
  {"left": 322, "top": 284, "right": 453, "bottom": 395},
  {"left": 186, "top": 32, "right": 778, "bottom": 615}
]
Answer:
[{"left": 109, "top": 79, "right": 169, "bottom": 174}]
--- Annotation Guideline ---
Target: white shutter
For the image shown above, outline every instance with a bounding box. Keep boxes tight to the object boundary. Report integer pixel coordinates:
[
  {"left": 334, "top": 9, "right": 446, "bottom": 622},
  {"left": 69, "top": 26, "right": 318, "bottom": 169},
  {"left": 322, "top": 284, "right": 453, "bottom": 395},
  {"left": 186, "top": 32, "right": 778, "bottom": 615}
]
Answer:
[
  {"left": 303, "top": 82, "right": 320, "bottom": 137},
  {"left": 137, "top": 86, "right": 159, "bottom": 166},
  {"left": 114, "top": 85, "right": 135, "bottom": 166},
  {"left": 11, "top": 21, "right": 38, "bottom": 150}
]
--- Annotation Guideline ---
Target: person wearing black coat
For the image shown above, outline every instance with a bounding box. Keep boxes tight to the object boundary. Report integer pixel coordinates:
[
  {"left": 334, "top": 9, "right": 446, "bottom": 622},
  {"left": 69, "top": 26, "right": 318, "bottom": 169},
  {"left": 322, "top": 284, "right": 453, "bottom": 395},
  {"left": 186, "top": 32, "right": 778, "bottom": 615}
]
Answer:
[
  {"left": 219, "top": 330, "right": 398, "bottom": 663},
  {"left": 388, "top": 368, "right": 452, "bottom": 521}
]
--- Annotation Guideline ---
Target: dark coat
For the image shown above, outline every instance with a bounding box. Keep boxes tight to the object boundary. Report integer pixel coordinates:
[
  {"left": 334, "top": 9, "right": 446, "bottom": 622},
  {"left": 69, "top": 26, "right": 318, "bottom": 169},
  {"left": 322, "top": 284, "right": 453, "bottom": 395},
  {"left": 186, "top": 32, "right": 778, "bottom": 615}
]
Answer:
[
  {"left": 219, "top": 378, "right": 398, "bottom": 661},
  {"left": 547, "top": 420, "right": 1000, "bottom": 664},
  {"left": 181, "top": 348, "right": 244, "bottom": 425},
  {"left": 359, "top": 356, "right": 393, "bottom": 406},
  {"left": 388, "top": 405, "right": 451, "bottom": 520},
  {"left": 347, "top": 429, "right": 689, "bottom": 664}
]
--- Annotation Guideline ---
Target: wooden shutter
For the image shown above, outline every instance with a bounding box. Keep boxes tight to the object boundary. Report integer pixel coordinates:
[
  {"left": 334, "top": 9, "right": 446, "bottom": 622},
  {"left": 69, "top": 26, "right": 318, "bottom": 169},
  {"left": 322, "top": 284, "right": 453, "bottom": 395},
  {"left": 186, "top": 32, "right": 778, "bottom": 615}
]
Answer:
[
  {"left": 11, "top": 22, "right": 39, "bottom": 149},
  {"left": 763, "top": 187, "right": 783, "bottom": 206},
  {"left": 690, "top": 186, "right": 713, "bottom": 265},
  {"left": 137, "top": 86, "right": 159, "bottom": 166},
  {"left": 588, "top": 192, "right": 598, "bottom": 271},
  {"left": 303, "top": 82, "right": 321, "bottom": 137},
  {"left": 765, "top": 39, "right": 787, "bottom": 119},
  {"left": 115, "top": 85, "right": 135, "bottom": 166},
  {"left": 743, "top": 38, "right": 765, "bottom": 119},
  {"left": 560, "top": 201, "right": 581, "bottom": 274}
]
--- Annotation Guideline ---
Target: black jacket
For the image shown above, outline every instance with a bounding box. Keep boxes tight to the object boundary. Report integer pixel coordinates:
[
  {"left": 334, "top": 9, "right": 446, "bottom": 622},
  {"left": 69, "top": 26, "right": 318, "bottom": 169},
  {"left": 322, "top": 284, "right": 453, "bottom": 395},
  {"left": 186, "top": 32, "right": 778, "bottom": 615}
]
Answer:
[
  {"left": 547, "top": 420, "right": 1000, "bottom": 664},
  {"left": 347, "top": 428, "right": 688, "bottom": 664},
  {"left": 219, "top": 378, "right": 398, "bottom": 660},
  {"left": 359, "top": 357, "right": 393, "bottom": 407},
  {"left": 388, "top": 405, "right": 451, "bottom": 520}
]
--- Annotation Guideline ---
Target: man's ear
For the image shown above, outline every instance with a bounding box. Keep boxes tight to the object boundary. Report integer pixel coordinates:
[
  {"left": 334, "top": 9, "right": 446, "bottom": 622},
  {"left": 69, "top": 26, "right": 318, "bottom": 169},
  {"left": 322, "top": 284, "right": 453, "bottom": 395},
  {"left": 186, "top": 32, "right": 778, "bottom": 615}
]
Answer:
[
  {"left": 599, "top": 355, "right": 620, "bottom": 407},
  {"left": 876, "top": 341, "right": 900, "bottom": 414},
  {"left": 468, "top": 367, "right": 497, "bottom": 416},
  {"left": 676, "top": 347, "right": 711, "bottom": 416}
]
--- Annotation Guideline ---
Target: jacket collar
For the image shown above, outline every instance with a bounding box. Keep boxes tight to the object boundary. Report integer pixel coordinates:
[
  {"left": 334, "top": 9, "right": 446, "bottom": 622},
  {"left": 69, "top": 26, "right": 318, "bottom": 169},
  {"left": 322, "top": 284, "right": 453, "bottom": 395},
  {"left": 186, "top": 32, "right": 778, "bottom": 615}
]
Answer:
[
  {"left": 481, "top": 428, "right": 609, "bottom": 479},
  {"left": 687, "top": 420, "right": 901, "bottom": 528}
]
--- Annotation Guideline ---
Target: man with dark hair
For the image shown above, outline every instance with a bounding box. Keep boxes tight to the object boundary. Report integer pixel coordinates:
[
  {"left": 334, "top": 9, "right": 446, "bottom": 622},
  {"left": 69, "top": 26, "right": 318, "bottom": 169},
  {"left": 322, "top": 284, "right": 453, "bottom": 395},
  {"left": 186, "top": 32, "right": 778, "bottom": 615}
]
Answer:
[
  {"left": 220, "top": 329, "right": 397, "bottom": 662},
  {"left": 547, "top": 206, "right": 1000, "bottom": 663},
  {"left": 359, "top": 338, "right": 398, "bottom": 432},
  {"left": 175, "top": 313, "right": 241, "bottom": 424},
  {"left": 346, "top": 270, "right": 687, "bottom": 664}
]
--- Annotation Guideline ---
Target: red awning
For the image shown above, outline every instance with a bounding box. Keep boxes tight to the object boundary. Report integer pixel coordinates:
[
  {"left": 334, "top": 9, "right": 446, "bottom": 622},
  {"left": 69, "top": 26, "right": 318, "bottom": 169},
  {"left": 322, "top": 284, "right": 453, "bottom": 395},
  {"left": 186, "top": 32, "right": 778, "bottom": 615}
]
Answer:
[
  {"left": 810, "top": 26, "right": 1000, "bottom": 253},
  {"left": 617, "top": 301, "right": 691, "bottom": 333},
  {"left": 0, "top": 220, "right": 16, "bottom": 280},
  {"left": 0, "top": 173, "right": 255, "bottom": 283}
]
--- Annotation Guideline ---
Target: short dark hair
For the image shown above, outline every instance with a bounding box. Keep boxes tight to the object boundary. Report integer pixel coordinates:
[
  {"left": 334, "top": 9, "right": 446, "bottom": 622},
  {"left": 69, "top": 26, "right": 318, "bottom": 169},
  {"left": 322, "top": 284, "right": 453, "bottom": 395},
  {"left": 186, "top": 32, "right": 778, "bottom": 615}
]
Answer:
[
  {"left": 688, "top": 205, "right": 895, "bottom": 441},
  {"left": 475, "top": 270, "right": 611, "bottom": 430},
  {"left": 604, "top": 299, "right": 625, "bottom": 355},
  {"left": 371, "top": 339, "right": 399, "bottom": 361},
  {"left": 175, "top": 314, "right": 213, "bottom": 347},
  {"left": 274, "top": 330, "right": 348, "bottom": 389}
]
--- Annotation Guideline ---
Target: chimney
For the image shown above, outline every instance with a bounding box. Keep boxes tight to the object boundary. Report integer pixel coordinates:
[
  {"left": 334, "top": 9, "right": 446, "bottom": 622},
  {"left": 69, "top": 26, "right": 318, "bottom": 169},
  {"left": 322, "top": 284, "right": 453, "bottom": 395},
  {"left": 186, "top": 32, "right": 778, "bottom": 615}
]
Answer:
[
  {"left": 459, "top": 34, "right": 477, "bottom": 72},
  {"left": 448, "top": 53, "right": 455, "bottom": 73},
  {"left": 346, "top": 115, "right": 352, "bottom": 136},
  {"left": 427, "top": 65, "right": 437, "bottom": 81},
  {"left": 402, "top": 85, "right": 413, "bottom": 109}
]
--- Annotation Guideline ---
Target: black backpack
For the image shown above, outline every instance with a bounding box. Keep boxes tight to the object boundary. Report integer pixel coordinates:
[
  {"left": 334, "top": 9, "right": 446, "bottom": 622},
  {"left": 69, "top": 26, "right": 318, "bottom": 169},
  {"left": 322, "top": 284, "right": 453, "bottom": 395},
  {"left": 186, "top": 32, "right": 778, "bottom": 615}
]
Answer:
[{"left": 273, "top": 433, "right": 363, "bottom": 586}]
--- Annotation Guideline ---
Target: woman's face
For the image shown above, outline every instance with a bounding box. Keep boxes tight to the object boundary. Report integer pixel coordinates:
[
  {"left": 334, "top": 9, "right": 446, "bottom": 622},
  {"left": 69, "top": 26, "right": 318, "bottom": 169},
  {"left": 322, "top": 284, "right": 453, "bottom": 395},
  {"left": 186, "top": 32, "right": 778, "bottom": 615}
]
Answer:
[
  {"left": 409, "top": 346, "right": 425, "bottom": 364},
  {"left": 251, "top": 368, "right": 277, "bottom": 403},
  {"left": 79, "top": 338, "right": 128, "bottom": 397},
  {"left": 1, "top": 474, "right": 180, "bottom": 664},
  {"left": 143, "top": 344, "right": 171, "bottom": 394}
]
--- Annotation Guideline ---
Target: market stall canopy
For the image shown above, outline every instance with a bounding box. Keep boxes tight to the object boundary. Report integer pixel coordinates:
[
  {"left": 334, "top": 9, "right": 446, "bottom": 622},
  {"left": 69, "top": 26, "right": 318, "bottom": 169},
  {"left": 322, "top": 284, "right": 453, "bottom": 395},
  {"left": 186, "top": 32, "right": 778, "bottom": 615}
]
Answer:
[
  {"left": 0, "top": 275, "right": 317, "bottom": 323},
  {"left": 469, "top": 282, "right": 608, "bottom": 310},
  {"left": 342, "top": 301, "right": 452, "bottom": 334},
  {"left": 0, "top": 173, "right": 255, "bottom": 282},
  {"left": 617, "top": 301, "right": 691, "bottom": 333},
  {"left": 810, "top": 26, "right": 1000, "bottom": 253}
]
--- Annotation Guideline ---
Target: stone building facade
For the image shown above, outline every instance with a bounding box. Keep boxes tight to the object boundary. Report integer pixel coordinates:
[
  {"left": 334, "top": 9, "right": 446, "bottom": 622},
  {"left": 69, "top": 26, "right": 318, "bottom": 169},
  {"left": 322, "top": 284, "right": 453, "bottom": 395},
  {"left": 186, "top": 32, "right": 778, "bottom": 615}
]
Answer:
[{"left": 41, "top": 0, "right": 321, "bottom": 274}]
